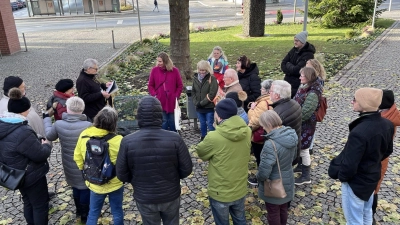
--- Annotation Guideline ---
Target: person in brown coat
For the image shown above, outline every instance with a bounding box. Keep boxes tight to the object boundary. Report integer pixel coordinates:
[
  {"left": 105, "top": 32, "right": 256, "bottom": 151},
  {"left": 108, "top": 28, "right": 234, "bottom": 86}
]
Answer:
[
  {"left": 372, "top": 90, "right": 400, "bottom": 224},
  {"left": 247, "top": 79, "right": 273, "bottom": 185},
  {"left": 223, "top": 68, "right": 242, "bottom": 94}
]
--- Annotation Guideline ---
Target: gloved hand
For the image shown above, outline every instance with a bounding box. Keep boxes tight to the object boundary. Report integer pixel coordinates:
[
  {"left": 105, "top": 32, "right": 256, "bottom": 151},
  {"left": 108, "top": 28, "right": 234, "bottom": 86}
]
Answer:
[{"left": 196, "top": 102, "right": 202, "bottom": 108}]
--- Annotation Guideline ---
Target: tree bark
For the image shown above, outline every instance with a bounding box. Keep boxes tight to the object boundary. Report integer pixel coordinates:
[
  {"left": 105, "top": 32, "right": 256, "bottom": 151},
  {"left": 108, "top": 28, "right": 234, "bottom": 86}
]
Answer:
[
  {"left": 169, "top": 0, "right": 191, "bottom": 81},
  {"left": 243, "top": 0, "right": 266, "bottom": 37}
]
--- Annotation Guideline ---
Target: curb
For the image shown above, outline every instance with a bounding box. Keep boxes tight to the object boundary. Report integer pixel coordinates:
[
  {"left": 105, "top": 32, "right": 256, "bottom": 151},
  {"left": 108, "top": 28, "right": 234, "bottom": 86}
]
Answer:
[
  {"left": 14, "top": 10, "right": 135, "bottom": 21},
  {"left": 333, "top": 20, "right": 399, "bottom": 82}
]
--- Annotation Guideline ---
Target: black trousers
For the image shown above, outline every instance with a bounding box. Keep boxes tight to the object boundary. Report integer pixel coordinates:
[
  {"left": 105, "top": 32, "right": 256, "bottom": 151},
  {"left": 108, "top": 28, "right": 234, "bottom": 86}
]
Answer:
[
  {"left": 19, "top": 176, "right": 49, "bottom": 225},
  {"left": 252, "top": 142, "right": 264, "bottom": 167}
]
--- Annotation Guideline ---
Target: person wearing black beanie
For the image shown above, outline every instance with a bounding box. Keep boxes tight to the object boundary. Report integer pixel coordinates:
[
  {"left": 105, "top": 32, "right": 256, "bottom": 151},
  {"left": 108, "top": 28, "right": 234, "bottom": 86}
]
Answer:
[
  {"left": 7, "top": 88, "right": 31, "bottom": 115},
  {"left": 3, "top": 76, "right": 24, "bottom": 97},
  {"left": 46, "top": 79, "right": 75, "bottom": 121},
  {"left": 379, "top": 89, "right": 395, "bottom": 110},
  {"left": 0, "top": 77, "right": 45, "bottom": 137},
  {"left": 0, "top": 89, "right": 51, "bottom": 225}
]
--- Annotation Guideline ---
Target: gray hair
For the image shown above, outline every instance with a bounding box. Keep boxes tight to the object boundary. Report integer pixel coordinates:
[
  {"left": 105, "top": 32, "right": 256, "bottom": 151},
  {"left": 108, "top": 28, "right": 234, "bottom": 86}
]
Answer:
[
  {"left": 272, "top": 80, "right": 291, "bottom": 99},
  {"left": 224, "top": 69, "right": 238, "bottom": 81},
  {"left": 93, "top": 106, "right": 118, "bottom": 133},
  {"left": 261, "top": 79, "right": 273, "bottom": 92},
  {"left": 66, "top": 96, "right": 85, "bottom": 113},
  {"left": 83, "top": 58, "right": 99, "bottom": 71},
  {"left": 259, "top": 110, "right": 282, "bottom": 130}
]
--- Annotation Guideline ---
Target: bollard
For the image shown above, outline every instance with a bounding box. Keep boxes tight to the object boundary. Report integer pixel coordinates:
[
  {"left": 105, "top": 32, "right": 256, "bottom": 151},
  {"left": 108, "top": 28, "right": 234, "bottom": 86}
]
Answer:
[
  {"left": 112, "top": 30, "right": 116, "bottom": 49},
  {"left": 22, "top": 33, "right": 28, "bottom": 52}
]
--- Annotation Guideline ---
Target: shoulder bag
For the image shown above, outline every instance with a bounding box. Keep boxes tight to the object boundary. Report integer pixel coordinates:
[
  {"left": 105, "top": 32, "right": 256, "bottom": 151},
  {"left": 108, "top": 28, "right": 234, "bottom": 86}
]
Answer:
[
  {"left": 0, "top": 162, "right": 28, "bottom": 190},
  {"left": 316, "top": 96, "right": 328, "bottom": 122},
  {"left": 264, "top": 140, "right": 287, "bottom": 198}
]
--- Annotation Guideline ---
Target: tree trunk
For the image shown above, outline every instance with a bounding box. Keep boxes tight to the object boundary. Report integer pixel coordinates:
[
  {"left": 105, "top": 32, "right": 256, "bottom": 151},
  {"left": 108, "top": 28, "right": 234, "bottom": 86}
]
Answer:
[
  {"left": 168, "top": 0, "right": 191, "bottom": 82},
  {"left": 243, "top": 0, "right": 266, "bottom": 37}
]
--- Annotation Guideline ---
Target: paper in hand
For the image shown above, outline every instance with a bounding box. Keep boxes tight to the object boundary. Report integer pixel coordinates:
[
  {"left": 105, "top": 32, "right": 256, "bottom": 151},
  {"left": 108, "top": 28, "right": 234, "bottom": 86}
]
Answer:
[{"left": 106, "top": 81, "right": 119, "bottom": 94}]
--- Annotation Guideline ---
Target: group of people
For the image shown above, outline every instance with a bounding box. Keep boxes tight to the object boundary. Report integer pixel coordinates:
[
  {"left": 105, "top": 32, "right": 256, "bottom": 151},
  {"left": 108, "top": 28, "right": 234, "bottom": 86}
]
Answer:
[
  {"left": 0, "top": 58, "right": 193, "bottom": 225},
  {"left": 147, "top": 31, "right": 398, "bottom": 225},
  {"left": 0, "top": 29, "right": 398, "bottom": 225}
]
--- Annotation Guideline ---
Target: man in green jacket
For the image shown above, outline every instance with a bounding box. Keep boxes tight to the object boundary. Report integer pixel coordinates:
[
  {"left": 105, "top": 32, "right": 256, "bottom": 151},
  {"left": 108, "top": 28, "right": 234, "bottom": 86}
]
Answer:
[{"left": 196, "top": 98, "right": 251, "bottom": 225}]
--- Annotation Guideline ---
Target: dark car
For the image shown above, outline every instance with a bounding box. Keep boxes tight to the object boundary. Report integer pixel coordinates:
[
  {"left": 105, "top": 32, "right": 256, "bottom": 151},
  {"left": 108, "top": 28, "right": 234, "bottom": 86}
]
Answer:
[
  {"left": 17, "top": 0, "right": 26, "bottom": 7},
  {"left": 16, "top": 1, "right": 23, "bottom": 9},
  {"left": 11, "top": 2, "right": 18, "bottom": 11}
]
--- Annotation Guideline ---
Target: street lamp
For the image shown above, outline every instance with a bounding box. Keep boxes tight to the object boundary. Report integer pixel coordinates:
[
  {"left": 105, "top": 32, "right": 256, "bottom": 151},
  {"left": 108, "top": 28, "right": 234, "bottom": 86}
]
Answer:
[
  {"left": 372, "top": 0, "right": 378, "bottom": 28},
  {"left": 136, "top": 0, "right": 142, "bottom": 43}
]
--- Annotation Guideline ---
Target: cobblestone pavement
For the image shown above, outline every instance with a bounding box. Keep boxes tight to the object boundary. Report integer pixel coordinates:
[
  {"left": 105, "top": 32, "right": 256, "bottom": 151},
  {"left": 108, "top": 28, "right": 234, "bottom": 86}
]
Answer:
[{"left": 1, "top": 5, "right": 400, "bottom": 225}]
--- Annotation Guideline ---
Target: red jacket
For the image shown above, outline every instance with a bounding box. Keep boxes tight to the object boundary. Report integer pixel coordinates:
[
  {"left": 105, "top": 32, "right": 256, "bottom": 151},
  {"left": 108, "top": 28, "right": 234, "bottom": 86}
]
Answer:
[{"left": 148, "top": 66, "right": 183, "bottom": 113}]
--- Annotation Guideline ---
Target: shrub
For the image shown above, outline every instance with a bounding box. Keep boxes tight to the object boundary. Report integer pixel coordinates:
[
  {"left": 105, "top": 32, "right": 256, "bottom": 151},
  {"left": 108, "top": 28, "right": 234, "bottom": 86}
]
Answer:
[
  {"left": 345, "top": 30, "right": 357, "bottom": 39},
  {"left": 308, "top": 0, "right": 385, "bottom": 28}
]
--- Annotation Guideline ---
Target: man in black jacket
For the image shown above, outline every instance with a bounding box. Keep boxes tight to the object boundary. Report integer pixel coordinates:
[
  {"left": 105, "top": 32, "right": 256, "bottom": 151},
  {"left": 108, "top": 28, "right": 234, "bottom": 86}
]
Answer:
[
  {"left": 281, "top": 31, "right": 315, "bottom": 98},
  {"left": 76, "top": 58, "right": 112, "bottom": 121},
  {"left": 329, "top": 88, "right": 393, "bottom": 225},
  {"left": 270, "top": 80, "right": 302, "bottom": 165},
  {"left": 116, "top": 96, "right": 193, "bottom": 225}
]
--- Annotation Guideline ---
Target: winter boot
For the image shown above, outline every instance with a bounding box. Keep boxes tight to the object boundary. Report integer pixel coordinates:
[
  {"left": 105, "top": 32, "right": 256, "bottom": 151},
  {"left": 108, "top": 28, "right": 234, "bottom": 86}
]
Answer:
[
  {"left": 293, "top": 158, "right": 303, "bottom": 174},
  {"left": 80, "top": 204, "right": 89, "bottom": 224},
  {"left": 73, "top": 198, "right": 81, "bottom": 217},
  {"left": 294, "top": 165, "right": 311, "bottom": 185},
  {"left": 372, "top": 194, "right": 378, "bottom": 225}
]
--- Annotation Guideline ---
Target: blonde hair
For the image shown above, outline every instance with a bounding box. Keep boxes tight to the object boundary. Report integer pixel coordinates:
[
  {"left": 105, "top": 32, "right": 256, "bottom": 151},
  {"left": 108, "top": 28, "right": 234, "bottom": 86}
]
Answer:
[
  {"left": 157, "top": 52, "right": 174, "bottom": 71},
  {"left": 307, "top": 59, "right": 326, "bottom": 81},
  {"left": 300, "top": 67, "right": 318, "bottom": 84},
  {"left": 208, "top": 46, "right": 228, "bottom": 61},
  {"left": 197, "top": 60, "right": 213, "bottom": 75},
  {"left": 259, "top": 110, "right": 282, "bottom": 130}
]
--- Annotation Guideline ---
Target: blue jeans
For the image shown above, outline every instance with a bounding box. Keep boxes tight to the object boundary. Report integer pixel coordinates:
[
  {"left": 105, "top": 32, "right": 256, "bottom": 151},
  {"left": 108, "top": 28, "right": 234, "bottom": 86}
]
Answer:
[
  {"left": 209, "top": 196, "right": 246, "bottom": 225},
  {"left": 136, "top": 197, "right": 180, "bottom": 225},
  {"left": 86, "top": 187, "right": 124, "bottom": 225},
  {"left": 162, "top": 112, "right": 176, "bottom": 132},
  {"left": 196, "top": 111, "right": 215, "bottom": 137},
  {"left": 341, "top": 182, "right": 373, "bottom": 225}
]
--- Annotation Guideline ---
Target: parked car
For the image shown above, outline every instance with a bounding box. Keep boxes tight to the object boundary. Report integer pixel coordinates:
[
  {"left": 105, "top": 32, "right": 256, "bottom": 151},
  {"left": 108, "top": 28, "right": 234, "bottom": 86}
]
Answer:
[
  {"left": 17, "top": 0, "right": 26, "bottom": 7},
  {"left": 11, "top": 2, "right": 19, "bottom": 11},
  {"left": 16, "top": 1, "right": 23, "bottom": 9}
]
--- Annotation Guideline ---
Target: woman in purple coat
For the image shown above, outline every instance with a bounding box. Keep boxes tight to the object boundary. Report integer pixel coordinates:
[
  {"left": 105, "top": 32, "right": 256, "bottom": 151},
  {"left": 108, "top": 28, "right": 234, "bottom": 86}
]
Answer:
[{"left": 148, "top": 52, "right": 183, "bottom": 131}]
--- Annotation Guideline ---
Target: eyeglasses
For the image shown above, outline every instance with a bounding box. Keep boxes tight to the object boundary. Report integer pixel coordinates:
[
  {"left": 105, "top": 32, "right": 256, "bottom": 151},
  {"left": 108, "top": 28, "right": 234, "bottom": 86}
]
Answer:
[{"left": 91, "top": 67, "right": 98, "bottom": 71}]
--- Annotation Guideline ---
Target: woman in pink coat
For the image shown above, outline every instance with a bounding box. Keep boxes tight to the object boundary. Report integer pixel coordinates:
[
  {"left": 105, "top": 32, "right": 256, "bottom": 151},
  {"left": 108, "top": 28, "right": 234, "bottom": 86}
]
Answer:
[{"left": 148, "top": 52, "right": 183, "bottom": 131}]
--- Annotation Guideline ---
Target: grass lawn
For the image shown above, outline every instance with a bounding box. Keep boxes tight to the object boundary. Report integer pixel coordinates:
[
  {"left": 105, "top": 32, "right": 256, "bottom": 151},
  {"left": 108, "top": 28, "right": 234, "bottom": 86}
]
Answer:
[
  {"left": 103, "top": 19, "right": 394, "bottom": 95},
  {"left": 159, "top": 19, "right": 394, "bottom": 82}
]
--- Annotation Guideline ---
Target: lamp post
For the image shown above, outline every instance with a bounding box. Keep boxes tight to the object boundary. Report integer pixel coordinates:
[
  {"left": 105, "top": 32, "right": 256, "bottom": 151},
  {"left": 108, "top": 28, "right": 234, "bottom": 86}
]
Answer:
[
  {"left": 372, "top": 0, "right": 378, "bottom": 28},
  {"left": 303, "top": 0, "right": 308, "bottom": 31},
  {"left": 91, "top": 0, "right": 98, "bottom": 30},
  {"left": 136, "top": 0, "right": 142, "bottom": 43}
]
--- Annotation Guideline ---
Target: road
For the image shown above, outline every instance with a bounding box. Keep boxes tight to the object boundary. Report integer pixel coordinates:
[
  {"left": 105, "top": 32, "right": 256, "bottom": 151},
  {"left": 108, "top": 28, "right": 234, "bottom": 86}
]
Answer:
[
  {"left": 12, "top": 0, "right": 400, "bottom": 33},
  {"left": 13, "top": 1, "right": 245, "bottom": 33}
]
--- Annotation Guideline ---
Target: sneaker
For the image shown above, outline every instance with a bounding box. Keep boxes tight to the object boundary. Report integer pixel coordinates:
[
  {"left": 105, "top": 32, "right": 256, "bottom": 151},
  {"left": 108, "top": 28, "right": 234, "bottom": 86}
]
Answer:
[
  {"left": 294, "top": 176, "right": 311, "bottom": 185},
  {"left": 248, "top": 177, "right": 258, "bottom": 186},
  {"left": 293, "top": 164, "right": 302, "bottom": 174}
]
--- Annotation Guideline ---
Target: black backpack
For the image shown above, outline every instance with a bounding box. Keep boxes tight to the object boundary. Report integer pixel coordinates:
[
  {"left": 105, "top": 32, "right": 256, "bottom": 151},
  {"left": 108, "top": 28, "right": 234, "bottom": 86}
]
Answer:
[{"left": 82, "top": 133, "right": 117, "bottom": 185}]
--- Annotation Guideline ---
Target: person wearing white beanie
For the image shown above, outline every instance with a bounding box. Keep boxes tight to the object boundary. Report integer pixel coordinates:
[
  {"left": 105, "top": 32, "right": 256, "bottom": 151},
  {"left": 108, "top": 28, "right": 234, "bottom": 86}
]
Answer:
[
  {"left": 281, "top": 30, "right": 316, "bottom": 98},
  {"left": 328, "top": 87, "right": 394, "bottom": 225}
]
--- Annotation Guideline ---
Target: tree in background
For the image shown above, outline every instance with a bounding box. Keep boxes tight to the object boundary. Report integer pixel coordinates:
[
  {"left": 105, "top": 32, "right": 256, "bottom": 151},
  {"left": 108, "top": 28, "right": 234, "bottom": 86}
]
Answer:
[
  {"left": 169, "top": 0, "right": 192, "bottom": 81},
  {"left": 243, "top": 0, "right": 266, "bottom": 37},
  {"left": 308, "top": 0, "right": 385, "bottom": 28}
]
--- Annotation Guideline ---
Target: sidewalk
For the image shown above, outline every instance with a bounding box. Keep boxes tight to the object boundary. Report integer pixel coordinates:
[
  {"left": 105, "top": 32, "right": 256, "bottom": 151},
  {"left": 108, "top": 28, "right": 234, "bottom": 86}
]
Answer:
[{"left": 0, "top": 10, "right": 400, "bottom": 225}]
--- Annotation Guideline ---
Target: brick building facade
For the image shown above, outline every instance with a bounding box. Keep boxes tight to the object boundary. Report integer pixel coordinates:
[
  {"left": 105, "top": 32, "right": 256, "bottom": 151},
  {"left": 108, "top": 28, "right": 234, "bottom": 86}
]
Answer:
[{"left": 0, "top": 1, "right": 21, "bottom": 55}]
